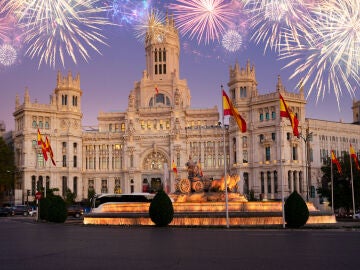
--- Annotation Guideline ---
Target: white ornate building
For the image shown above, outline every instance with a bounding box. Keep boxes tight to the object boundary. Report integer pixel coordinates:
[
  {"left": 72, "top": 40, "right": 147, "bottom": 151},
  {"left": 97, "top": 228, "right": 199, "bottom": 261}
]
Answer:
[{"left": 11, "top": 16, "right": 360, "bottom": 205}]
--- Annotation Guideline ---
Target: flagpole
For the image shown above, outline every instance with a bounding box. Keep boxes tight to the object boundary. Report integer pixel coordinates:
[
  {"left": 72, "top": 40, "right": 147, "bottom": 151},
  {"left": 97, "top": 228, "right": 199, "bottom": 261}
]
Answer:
[
  {"left": 221, "top": 85, "right": 230, "bottom": 228},
  {"left": 280, "top": 119, "right": 285, "bottom": 228},
  {"left": 349, "top": 149, "right": 356, "bottom": 219},
  {"left": 330, "top": 153, "right": 334, "bottom": 214}
]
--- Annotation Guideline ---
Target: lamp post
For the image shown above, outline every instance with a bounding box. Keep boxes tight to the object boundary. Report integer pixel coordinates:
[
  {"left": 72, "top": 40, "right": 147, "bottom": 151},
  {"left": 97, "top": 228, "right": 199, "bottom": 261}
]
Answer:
[{"left": 298, "top": 128, "right": 313, "bottom": 202}]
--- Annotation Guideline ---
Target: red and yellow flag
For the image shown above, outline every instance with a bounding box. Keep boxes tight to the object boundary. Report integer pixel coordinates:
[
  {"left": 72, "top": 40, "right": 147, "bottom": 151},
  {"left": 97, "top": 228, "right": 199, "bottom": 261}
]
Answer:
[
  {"left": 222, "top": 90, "right": 247, "bottom": 132},
  {"left": 350, "top": 144, "right": 360, "bottom": 170},
  {"left": 37, "top": 129, "right": 48, "bottom": 161},
  {"left": 331, "top": 150, "right": 342, "bottom": 174},
  {"left": 172, "top": 160, "right": 177, "bottom": 175},
  {"left": 37, "top": 128, "right": 43, "bottom": 145},
  {"left": 279, "top": 93, "right": 299, "bottom": 137},
  {"left": 45, "top": 136, "right": 56, "bottom": 166}
]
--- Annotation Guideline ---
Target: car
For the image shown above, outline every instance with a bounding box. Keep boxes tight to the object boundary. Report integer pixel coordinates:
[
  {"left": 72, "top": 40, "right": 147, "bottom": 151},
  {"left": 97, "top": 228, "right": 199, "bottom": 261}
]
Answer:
[
  {"left": 67, "top": 205, "right": 84, "bottom": 218},
  {"left": 29, "top": 207, "right": 37, "bottom": 217},
  {"left": 354, "top": 212, "right": 360, "bottom": 219},
  {"left": 12, "top": 205, "right": 32, "bottom": 216},
  {"left": 0, "top": 207, "right": 13, "bottom": 217}
]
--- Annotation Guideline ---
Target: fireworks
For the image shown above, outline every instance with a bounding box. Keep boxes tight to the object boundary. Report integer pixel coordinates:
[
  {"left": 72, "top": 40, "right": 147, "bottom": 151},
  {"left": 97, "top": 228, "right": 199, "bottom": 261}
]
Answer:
[
  {"left": 245, "top": 0, "right": 311, "bottom": 53},
  {"left": 133, "top": 8, "right": 165, "bottom": 43},
  {"left": 0, "top": 6, "right": 11, "bottom": 42},
  {"left": 169, "top": 0, "right": 237, "bottom": 44},
  {"left": 280, "top": 0, "right": 360, "bottom": 104},
  {"left": 105, "top": 0, "right": 150, "bottom": 26},
  {"left": 2, "top": 0, "right": 111, "bottom": 68},
  {"left": 222, "top": 30, "right": 242, "bottom": 52},
  {"left": 0, "top": 43, "right": 17, "bottom": 66}
]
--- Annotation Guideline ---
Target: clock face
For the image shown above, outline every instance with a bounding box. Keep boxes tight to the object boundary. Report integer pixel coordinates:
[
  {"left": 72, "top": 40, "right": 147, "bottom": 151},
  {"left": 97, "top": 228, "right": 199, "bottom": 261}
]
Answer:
[{"left": 156, "top": 34, "right": 164, "bottom": 43}]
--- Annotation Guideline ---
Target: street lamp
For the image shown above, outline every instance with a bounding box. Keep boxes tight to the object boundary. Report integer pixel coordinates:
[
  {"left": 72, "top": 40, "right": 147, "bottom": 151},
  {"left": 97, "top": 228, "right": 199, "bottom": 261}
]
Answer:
[{"left": 298, "top": 128, "right": 313, "bottom": 202}]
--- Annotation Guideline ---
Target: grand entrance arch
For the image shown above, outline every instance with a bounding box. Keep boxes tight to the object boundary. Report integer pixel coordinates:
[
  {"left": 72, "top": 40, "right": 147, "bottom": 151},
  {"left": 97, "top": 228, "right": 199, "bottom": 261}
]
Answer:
[{"left": 142, "top": 151, "right": 169, "bottom": 192}]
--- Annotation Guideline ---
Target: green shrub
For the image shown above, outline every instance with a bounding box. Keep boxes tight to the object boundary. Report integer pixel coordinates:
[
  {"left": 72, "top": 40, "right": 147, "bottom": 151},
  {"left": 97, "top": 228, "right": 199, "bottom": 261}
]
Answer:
[
  {"left": 47, "top": 195, "right": 67, "bottom": 223},
  {"left": 285, "top": 191, "right": 309, "bottom": 228},
  {"left": 39, "top": 195, "right": 67, "bottom": 223},
  {"left": 39, "top": 197, "right": 50, "bottom": 220},
  {"left": 149, "top": 189, "right": 174, "bottom": 227}
]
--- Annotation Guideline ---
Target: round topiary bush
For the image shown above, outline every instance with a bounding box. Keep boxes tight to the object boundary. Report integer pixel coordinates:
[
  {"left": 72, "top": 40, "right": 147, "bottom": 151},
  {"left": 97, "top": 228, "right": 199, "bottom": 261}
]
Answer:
[
  {"left": 285, "top": 191, "right": 309, "bottom": 228},
  {"left": 39, "top": 197, "right": 50, "bottom": 220},
  {"left": 47, "top": 195, "right": 67, "bottom": 223},
  {"left": 149, "top": 189, "right": 174, "bottom": 227}
]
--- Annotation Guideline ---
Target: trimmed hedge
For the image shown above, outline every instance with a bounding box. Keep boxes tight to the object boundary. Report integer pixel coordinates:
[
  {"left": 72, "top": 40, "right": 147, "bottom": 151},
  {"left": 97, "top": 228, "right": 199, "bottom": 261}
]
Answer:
[
  {"left": 285, "top": 191, "right": 309, "bottom": 228},
  {"left": 39, "top": 195, "right": 67, "bottom": 223},
  {"left": 149, "top": 189, "right": 174, "bottom": 227}
]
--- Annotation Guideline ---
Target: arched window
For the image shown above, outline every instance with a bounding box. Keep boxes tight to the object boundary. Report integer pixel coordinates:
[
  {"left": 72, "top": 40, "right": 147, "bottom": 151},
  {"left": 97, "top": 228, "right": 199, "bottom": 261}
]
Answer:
[{"left": 149, "top": 94, "right": 171, "bottom": 107}]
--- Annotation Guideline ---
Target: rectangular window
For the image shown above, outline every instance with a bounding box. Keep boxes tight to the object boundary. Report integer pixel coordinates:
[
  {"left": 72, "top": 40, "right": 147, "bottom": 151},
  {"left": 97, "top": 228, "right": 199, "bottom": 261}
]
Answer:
[
  {"left": 260, "top": 113, "right": 264, "bottom": 121},
  {"left": 271, "top": 133, "right": 276, "bottom": 141},
  {"left": 101, "top": 179, "right": 108, "bottom": 193},
  {"left": 73, "top": 177, "right": 78, "bottom": 196},
  {"left": 88, "top": 179, "right": 94, "bottom": 190},
  {"left": 292, "top": 146, "right": 297, "bottom": 160},
  {"left": 265, "top": 112, "right": 270, "bottom": 120},
  {"left": 73, "top": 142, "right": 77, "bottom": 154},
  {"left": 271, "top": 111, "right": 276, "bottom": 119},
  {"left": 265, "top": 147, "right": 271, "bottom": 161},
  {"left": 62, "top": 176, "right": 67, "bottom": 197},
  {"left": 62, "top": 155, "right": 67, "bottom": 167},
  {"left": 73, "top": 155, "right": 77, "bottom": 168}
]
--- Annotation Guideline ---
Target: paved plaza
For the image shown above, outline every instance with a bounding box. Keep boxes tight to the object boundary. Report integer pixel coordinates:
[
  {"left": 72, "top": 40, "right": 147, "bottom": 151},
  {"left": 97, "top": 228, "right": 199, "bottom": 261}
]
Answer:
[{"left": 0, "top": 216, "right": 359, "bottom": 270}]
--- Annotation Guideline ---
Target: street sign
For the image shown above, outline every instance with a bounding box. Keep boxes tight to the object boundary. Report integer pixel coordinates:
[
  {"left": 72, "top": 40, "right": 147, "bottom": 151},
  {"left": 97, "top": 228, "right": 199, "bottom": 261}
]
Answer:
[{"left": 35, "top": 191, "right": 42, "bottom": 200}]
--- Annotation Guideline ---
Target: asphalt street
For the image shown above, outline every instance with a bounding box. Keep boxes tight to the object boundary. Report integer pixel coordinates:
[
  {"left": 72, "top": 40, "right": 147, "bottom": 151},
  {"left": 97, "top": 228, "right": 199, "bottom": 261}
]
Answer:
[{"left": 0, "top": 216, "right": 359, "bottom": 270}]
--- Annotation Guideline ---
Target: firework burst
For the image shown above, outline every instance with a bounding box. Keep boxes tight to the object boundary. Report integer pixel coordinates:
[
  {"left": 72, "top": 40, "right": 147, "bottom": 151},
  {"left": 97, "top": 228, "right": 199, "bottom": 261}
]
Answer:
[
  {"left": 222, "top": 29, "right": 242, "bottom": 52},
  {"left": 133, "top": 8, "right": 166, "bottom": 43},
  {"left": 104, "top": 0, "right": 150, "bottom": 26},
  {"left": 245, "top": 0, "right": 312, "bottom": 53},
  {"left": 0, "top": 43, "right": 17, "bottom": 66},
  {"left": 3, "top": 0, "right": 112, "bottom": 68},
  {"left": 280, "top": 0, "right": 360, "bottom": 105},
  {"left": 0, "top": 6, "right": 11, "bottom": 42},
  {"left": 169, "top": 0, "right": 237, "bottom": 44}
]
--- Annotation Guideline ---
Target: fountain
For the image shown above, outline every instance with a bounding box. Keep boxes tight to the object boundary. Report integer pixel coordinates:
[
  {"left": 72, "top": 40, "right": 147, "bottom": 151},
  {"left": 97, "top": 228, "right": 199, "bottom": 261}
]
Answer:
[{"left": 83, "top": 158, "right": 336, "bottom": 226}]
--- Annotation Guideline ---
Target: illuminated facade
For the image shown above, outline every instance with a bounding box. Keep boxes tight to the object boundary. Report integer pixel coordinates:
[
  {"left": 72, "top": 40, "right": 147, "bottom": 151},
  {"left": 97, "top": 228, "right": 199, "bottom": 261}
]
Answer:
[{"left": 11, "top": 16, "right": 360, "bottom": 205}]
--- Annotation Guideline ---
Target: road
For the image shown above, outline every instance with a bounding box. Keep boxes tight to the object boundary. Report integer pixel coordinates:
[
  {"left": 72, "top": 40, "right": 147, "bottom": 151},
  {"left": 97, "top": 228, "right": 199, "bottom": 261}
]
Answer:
[{"left": 0, "top": 216, "right": 359, "bottom": 270}]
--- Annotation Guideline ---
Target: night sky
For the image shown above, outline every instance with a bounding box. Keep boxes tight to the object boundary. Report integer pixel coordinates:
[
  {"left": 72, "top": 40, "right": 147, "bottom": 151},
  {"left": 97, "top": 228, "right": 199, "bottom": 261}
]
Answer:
[{"left": 0, "top": 1, "right": 357, "bottom": 131}]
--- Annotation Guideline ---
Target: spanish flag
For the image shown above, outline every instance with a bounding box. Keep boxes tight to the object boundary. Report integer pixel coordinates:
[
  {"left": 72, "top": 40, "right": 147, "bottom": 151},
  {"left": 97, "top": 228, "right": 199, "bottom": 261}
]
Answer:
[
  {"left": 279, "top": 93, "right": 299, "bottom": 137},
  {"left": 331, "top": 150, "right": 342, "bottom": 174},
  {"left": 45, "top": 136, "right": 56, "bottom": 166},
  {"left": 172, "top": 160, "right": 177, "bottom": 175},
  {"left": 350, "top": 144, "right": 360, "bottom": 170},
  {"left": 222, "top": 90, "right": 247, "bottom": 132},
  {"left": 37, "top": 129, "right": 48, "bottom": 161}
]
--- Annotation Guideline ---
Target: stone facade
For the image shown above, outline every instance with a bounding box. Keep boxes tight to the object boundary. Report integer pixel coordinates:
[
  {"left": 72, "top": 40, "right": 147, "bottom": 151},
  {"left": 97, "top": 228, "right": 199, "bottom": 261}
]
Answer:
[{"left": 11, "top": 16, "right": 360, "bottom": 204}]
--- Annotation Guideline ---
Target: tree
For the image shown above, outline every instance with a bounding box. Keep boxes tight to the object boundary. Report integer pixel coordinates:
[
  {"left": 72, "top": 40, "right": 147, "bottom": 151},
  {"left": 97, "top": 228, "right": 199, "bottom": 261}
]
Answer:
[
  {"left": 149, "top": 189, "right": 174, "bottom": 227},
  {"left": 318, "top": 153, "right": 360, "bottom": 212},
  {"left": 0, "top": 137, "right": 16, "bottom": 203},
  {"left": 65, "top": 188, "right": 77, "bottom": 206},
  {"left": 285, "top": 191, "right": 309, "bottom": 228}
]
